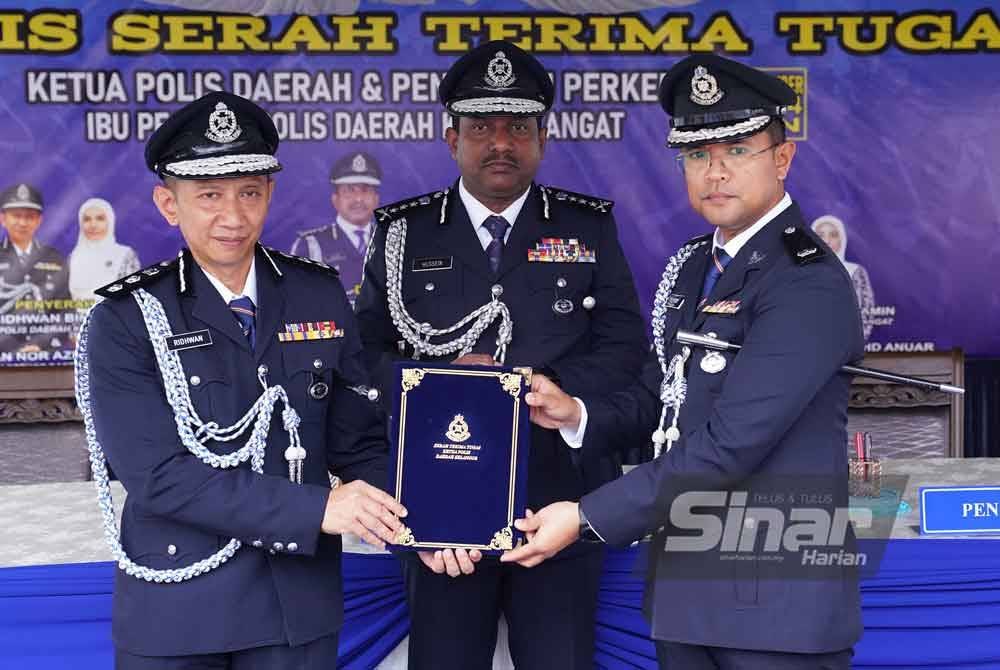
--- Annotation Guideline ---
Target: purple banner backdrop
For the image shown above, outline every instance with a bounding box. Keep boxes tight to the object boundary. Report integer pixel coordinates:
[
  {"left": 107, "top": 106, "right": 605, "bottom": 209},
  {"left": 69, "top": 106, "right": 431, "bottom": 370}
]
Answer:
[{"left": 0, "top": 0, "right": 997, "bottom": 365}]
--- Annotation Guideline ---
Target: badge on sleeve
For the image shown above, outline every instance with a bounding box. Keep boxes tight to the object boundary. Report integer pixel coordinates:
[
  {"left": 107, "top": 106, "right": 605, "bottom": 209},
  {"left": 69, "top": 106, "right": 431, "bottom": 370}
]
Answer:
[{"left": 278, "top": 321, "right": 345, "bottom": 342}]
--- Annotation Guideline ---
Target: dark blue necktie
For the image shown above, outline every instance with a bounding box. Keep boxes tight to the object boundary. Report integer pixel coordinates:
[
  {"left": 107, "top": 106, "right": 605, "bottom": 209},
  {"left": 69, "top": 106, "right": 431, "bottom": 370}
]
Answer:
[
  {"left": 229, "top": 296, "right": 256, "bottom": 351},
  {"left": 483, "top": 215, "right": 510, "bottom": 275},
  {"left": 699, "top": 248, "right": 732, "bottom": 305}
]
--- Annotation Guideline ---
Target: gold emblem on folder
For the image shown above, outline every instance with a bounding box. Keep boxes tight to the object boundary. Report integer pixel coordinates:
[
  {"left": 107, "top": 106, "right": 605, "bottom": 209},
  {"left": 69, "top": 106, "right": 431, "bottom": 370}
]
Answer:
[{"left": 446, "top": 415, "right": 471, "bottom": 443}]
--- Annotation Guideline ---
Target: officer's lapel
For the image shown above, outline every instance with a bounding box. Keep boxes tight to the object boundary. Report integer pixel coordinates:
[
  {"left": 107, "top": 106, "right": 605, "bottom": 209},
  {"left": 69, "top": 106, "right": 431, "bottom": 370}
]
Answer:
[
  {"left": 438, "top": 190, "right": 495, "bottom": 281},
  {"left": 254, "top": 249, "right": 285, "bottom": 361},
  {"left": 691, "top": 207, "right": 793, "bottom": 330},
  {"left": 188, "top": 262, "right": 253, "bottom": 353},
  {"left": 678, "top": 245, "right": 712, "bottom": 330},
  {"left": 496, "top": 185, "right": 542, "bottom": 279}
]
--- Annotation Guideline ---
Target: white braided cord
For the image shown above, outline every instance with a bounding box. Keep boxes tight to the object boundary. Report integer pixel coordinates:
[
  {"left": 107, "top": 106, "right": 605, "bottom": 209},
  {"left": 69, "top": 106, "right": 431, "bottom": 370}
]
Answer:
[
  {"left": 74, "top": 288, "right": 304, "bottom": 583},
  {"left": 384, "top": 218, "right": 513, "bottom": 363},
  {"left": 649, "top": 240, "right": 708, "bottom": 457}
]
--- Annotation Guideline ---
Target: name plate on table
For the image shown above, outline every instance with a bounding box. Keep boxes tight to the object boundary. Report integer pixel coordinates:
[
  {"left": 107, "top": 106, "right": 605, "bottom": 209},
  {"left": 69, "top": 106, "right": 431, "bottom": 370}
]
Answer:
[
  {"left": 388, "top": 363, "right": 532, "bottom": 554},
  {"left": 920, "top": 486, "right": 1000, "bottom": 535}
]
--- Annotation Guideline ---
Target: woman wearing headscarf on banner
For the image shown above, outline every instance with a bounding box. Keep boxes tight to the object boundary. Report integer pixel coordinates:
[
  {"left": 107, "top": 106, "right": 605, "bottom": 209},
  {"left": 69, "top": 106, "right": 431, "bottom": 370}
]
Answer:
[
  {"left": 812, "top": 214, "right": 875, "bottom": 340},
  {"left": 69, "top": 198, "right": 140, "bottom": 303}
]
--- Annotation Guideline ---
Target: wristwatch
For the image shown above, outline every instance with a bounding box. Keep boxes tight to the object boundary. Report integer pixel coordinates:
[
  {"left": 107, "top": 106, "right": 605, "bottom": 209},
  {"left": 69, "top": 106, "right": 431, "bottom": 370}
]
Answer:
[{"left": 578, "top": 504, "right": 604, "bottom": 543}]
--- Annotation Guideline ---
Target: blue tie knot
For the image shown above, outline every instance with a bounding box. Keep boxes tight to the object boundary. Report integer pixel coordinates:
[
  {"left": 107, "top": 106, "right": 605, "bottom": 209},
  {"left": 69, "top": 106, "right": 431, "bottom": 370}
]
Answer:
[
  {"left": 483, "top": 215, "right": 510, "bottom": 242},
  {"left": 700, "top": 247, "right": 732, "bottom": 304},
  {"left": 229, "top": 296, "right": 256, "bottom": 348}
]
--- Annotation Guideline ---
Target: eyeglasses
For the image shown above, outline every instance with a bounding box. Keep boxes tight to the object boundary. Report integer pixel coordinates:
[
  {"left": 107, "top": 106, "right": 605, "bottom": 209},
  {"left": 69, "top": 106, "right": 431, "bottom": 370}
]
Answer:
[{"left": 674, "top": 142, "right": 781, "bottom": 175}]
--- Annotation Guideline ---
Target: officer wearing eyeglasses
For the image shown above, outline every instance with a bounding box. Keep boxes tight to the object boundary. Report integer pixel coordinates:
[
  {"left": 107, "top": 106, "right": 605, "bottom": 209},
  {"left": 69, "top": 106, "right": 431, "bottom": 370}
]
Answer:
[{"left": 504, "top": 55, "right": 865, "bottom": 670}]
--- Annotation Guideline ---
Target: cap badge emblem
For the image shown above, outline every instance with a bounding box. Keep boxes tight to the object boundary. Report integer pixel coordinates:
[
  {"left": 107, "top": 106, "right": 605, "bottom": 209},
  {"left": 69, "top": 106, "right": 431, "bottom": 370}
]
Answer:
[
  {"left": 16, "top": 184, "right": 29, "bottom": 201},
  {"left": 205, "top": 102, "right": 242, "bottom": 144},
  {"left": 690, "top": 66, "right": 724, "bottom": 106},
  {"left": 351, "top": 154, "right": 367, "bottom": 172},
  {"left": 484, "top": 51, "right": 516, "bottom": 90}
]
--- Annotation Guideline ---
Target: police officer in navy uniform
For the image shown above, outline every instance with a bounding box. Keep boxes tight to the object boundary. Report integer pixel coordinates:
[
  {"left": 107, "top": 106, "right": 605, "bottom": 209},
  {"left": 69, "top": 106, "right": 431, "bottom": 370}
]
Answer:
[
  {"left": 355, "top": 41, "right": 648, "bottom": 670},
  {"left": 291, "top": 152, "right": 381, "bottom": 306},
  {"left": 0, "top": 183, "right": 69, "bottom": 303},
  {"left": 82, "top": 92, "right": 405, "bottom": 669},
  {"left": 504, "top": 55, "right": 864, "bottom": 670},
  {"left": 0, "top": 183, "right": 71, "bottom": 352}
]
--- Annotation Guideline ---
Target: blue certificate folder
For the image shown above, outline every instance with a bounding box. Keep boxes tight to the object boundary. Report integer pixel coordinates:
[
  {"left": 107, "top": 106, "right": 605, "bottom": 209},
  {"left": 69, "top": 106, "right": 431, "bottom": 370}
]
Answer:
[{"left": 387, "top": 363, "right": 532, "bottom": 554}]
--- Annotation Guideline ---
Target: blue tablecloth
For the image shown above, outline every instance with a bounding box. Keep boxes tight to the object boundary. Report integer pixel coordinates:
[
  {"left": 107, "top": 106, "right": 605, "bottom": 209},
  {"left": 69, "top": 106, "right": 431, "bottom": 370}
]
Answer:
[{"left": 3, "top": 540, "right": 1000, "bottom": 669}]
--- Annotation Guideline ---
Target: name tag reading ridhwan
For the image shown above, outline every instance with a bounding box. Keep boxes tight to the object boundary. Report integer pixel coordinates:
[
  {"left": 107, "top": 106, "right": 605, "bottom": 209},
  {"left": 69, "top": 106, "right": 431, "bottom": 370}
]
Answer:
[{"left": 166, "top": 330, "right": 213, "bottom": 351}]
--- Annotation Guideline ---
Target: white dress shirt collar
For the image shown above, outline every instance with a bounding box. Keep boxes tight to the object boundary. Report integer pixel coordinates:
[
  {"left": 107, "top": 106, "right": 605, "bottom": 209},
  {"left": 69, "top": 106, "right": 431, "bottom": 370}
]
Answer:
[
  {"left": 202, "top": 257, "right": 258, "bottom": 307},
  {"left": 459, "top": 177, "right": 531, "bottom": 239},
  {"left": 335, "top": 215, "right": 372, "bottom": 249},
  {"left": 13, "top": 240, "right": 34, "bottom": 258},
  {"left": 713, "top": 192, "right": 792, "bottom": 259}
]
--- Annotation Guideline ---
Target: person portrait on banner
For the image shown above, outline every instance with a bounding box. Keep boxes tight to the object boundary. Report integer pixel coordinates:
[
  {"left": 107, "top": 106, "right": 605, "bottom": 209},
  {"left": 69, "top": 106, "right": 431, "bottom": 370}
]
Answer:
[
  {"left": 502, "top": 55, "right": 865, "bottom": 670},
  {"left": 0, "top": 182, "right": 71, "bottom": 355},
  {"left": 69, "top": 197, "right": 140, "bottom": 303},
  {"left": 75, "top": 91, "right": 406, "bottom": 669},
  {"left": 290, "top": 151, "right": 381, "bottom": 306},
  {"left": 812, "top": 214, "right": 876, "bottom": 340},
  {"left": 355, "top": 40, "right": 648, "bottom": 670}
]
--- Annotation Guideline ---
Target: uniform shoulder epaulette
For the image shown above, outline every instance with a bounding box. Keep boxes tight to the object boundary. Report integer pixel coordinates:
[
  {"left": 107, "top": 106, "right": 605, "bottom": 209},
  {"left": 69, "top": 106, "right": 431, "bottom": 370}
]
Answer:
[
  {"left": 95, "top": 258, "right": 178, "bottom": 299},
  {"left": 293, "top": 223, "right": 333, "bottom": 238},
  {"left": 266, "top": 247, "right": 340, "bottom": 277},
  {"left": 782, "top": 225, "right": 827, "bottom": 265},
  {"left": 374, "top": 189, "right": 449, "bottom": 224},
  {"left": 539, "top": 185, "right": 614, "bottom": 214}
]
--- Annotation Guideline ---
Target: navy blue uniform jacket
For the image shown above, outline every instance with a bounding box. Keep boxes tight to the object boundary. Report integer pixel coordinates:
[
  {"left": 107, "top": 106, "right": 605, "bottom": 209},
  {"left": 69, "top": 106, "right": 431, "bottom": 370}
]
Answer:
[
  {"left": 580, "top": 204, "right": 865, "bottom": 653},
  {"left": 355, "top": 182, "right": 648, "bottom": 512},
  {"left": 87, "top": 245, "right": 386, "bottom": 656},
  {"left": 290, "top": 221, "right": 368, "bottom": 305}
]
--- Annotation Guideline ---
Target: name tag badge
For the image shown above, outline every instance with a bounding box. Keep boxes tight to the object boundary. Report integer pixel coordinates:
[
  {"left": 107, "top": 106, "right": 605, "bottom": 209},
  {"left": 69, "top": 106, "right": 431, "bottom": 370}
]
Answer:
[
  {"left": 412, "top": 256, "right": 453, "bottom": 272},
  {"left": 666, "top": 294, "right": 685, "bottom": 310},
  {"left": 166, "top": 329, "right": 213, "bottom": 351},
  {"left": 920, "top": 486, "right": 1000, "bottom": 535}
]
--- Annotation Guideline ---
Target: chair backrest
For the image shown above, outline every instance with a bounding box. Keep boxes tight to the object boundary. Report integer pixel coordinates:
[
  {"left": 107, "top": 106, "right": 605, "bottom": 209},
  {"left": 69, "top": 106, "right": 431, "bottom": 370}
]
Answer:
[{"left": 847, "top": 349, "right": 964, "bottom": 459}]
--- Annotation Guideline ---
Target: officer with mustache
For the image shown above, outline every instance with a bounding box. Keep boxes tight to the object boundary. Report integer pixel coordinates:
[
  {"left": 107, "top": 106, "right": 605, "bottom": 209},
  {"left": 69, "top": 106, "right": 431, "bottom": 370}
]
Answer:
[{"left": 355, "top": 40, "right": 647, "bottom": 670}]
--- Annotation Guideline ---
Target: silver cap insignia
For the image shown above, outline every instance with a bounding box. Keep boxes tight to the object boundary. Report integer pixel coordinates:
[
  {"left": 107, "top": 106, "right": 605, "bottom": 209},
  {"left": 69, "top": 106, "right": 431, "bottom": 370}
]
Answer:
[
  {"left": 205, "top": 102, "right": 242, "bottom": 144},
  {"left": 690, "top": 66, "right": 724, "bottom": 106},
  {"left": 484, "top": 51, "right": 516, "bottom": 90}
]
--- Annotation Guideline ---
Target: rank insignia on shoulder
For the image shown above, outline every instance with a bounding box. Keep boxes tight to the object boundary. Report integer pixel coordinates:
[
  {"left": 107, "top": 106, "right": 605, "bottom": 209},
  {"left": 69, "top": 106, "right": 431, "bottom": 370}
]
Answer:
[
  {"left": 268, "top": 248, "right": 340, "bottom": 277},
  {"left": 701, "top": 300, "right": 740, "bottom": 315},
  {"left": 782, "top": 226, "right": 826, "bottom": 266},
  {"left": 539, "top": 185, "right": 613, "bottom": 214},
  {"left": 527, "top": 238, "right": 597, "bottom": 263},
  {"left": 94, "top": 257, "right": 177, "bottom": 298},
  {"left": 375, "top": 189, "right": 447, "bottom": 223},
  {"left": 278, "top": 321, "right": 344, "bottom": 342}
]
